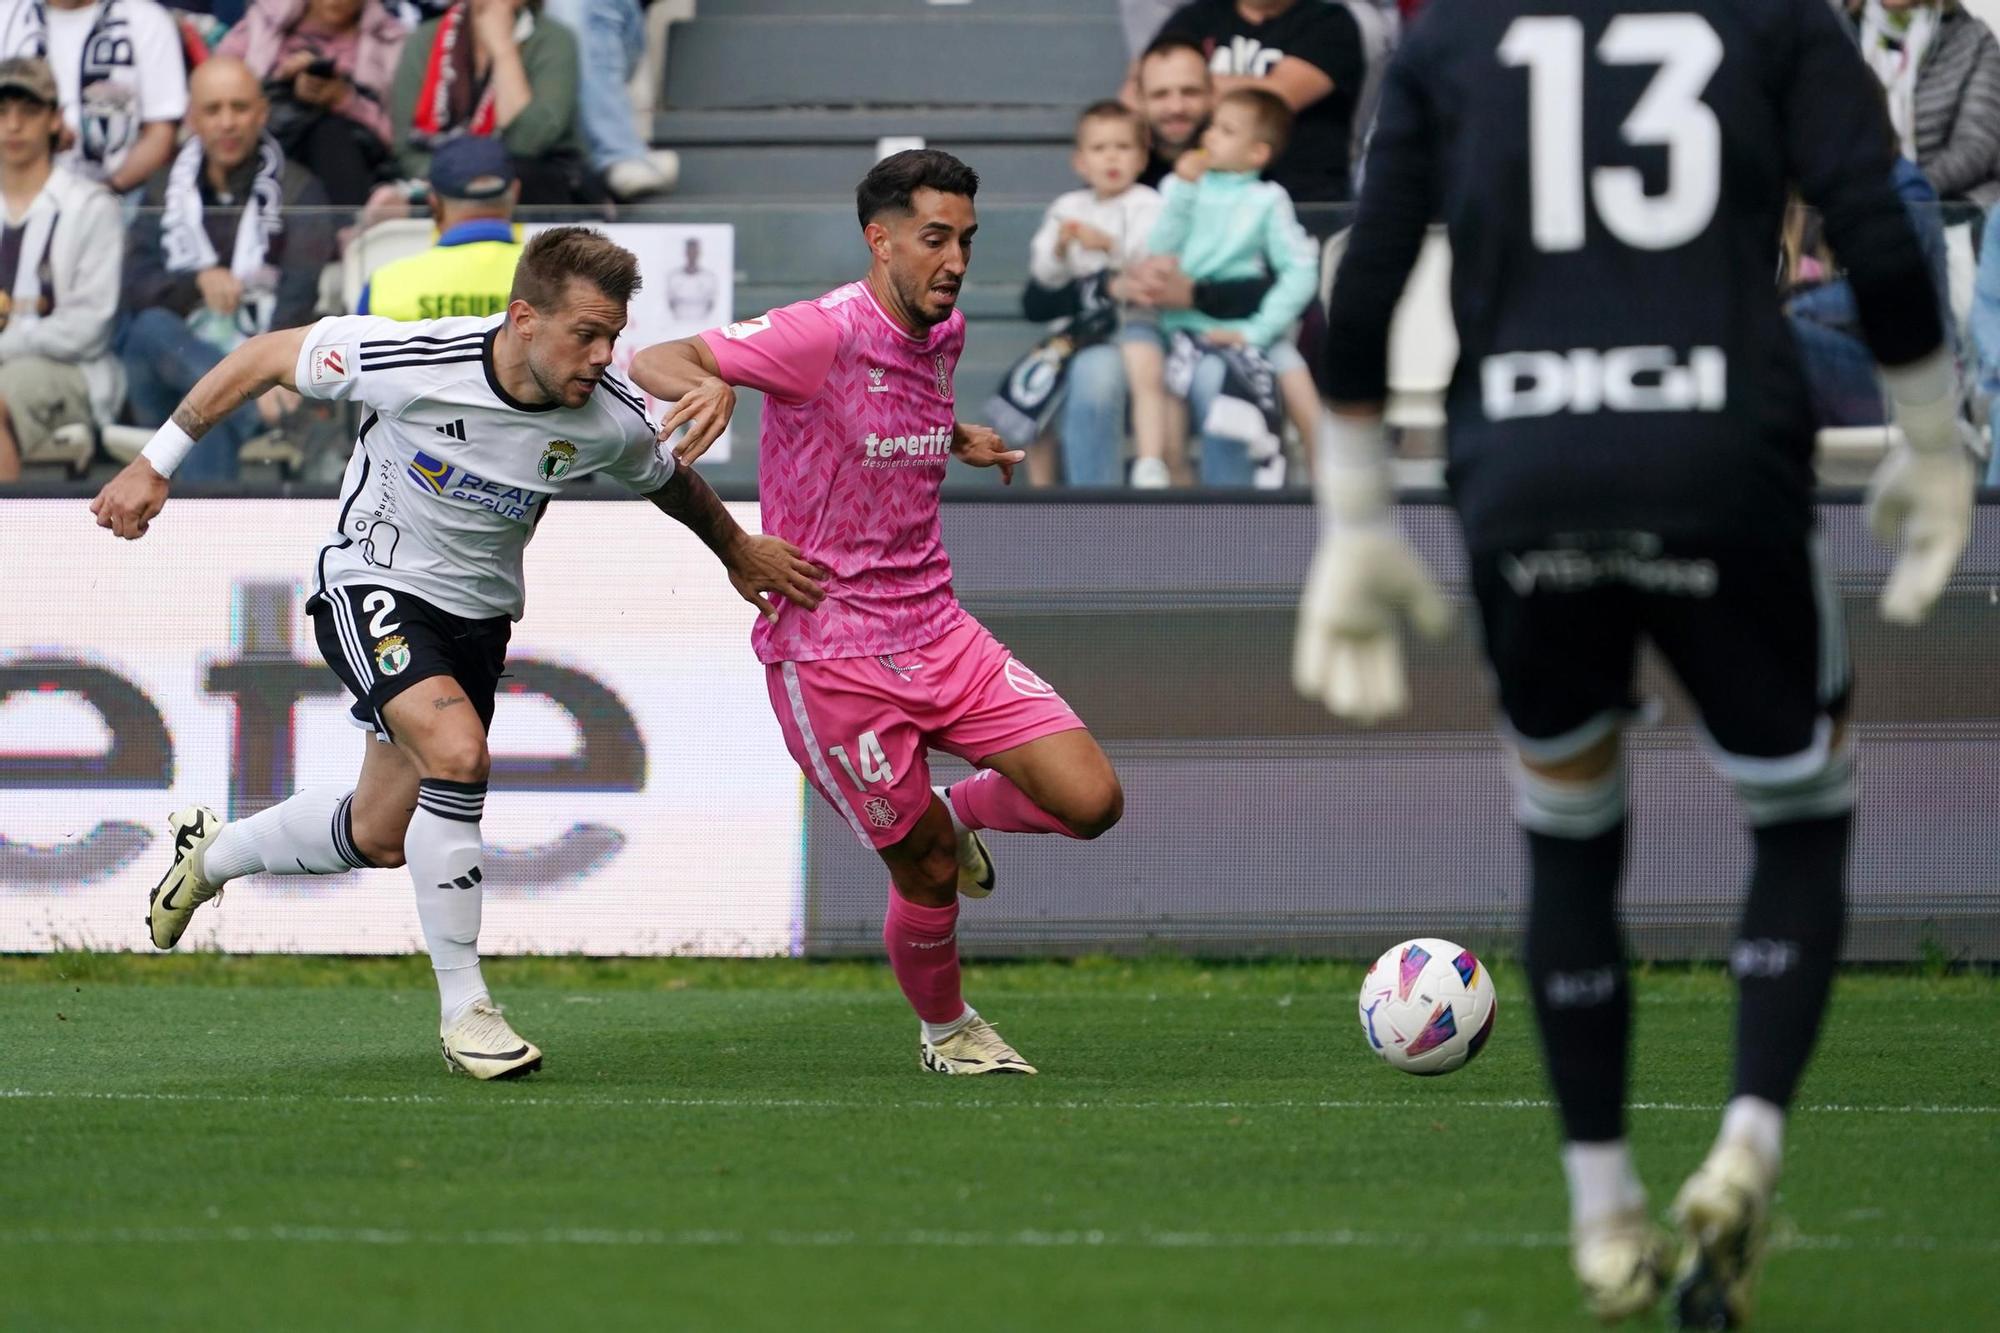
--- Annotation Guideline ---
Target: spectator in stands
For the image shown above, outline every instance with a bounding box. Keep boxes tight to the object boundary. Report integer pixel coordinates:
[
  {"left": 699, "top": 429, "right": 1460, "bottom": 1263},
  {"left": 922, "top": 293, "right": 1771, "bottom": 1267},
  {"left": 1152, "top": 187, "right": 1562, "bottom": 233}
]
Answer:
[
  {"left": 1786, "top": 157, "right": 1952, "bottom": 427},
  {"left": 543, "top": 0, "right": 677, "bottom": 200},
  {"left": 1852, "top": 0, "right": 2000, "bottom": 206},
  {"left": 0, "top": 57, "right": 122, "bottom": 482},
  {"left": 1133, "top": 34, "right": 1213, "bottom": 188},
  {"left": 1139, "top": 0, "right": 1366, "bottom": 207},
  {"left": 0, "top": 0, "right": 188, "bottom": 196},
  {"left": 995, "top": 101, "right": 1162, "bottom": 486},
  {"left": 216, "top": 0, "right": 410, "bottom": 209},
  {"left": 357, "top": 134, "right": 520, "bottom": 317},
  {"left": 119, "top": 57, "right": 334, "bottom": 481},
  {"left": 388, "top": 0, "right": 595, "bottom": 204},
  {"left": 1124, "top": 89, "right": 1319, "bottom": 488}
]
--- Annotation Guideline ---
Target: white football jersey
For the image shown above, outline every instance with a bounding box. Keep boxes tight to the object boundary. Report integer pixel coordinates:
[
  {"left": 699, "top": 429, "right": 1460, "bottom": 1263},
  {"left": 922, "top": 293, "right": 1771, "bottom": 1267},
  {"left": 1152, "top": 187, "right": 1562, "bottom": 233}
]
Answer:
[
  {"left": 295, "top": 314, "right": 674, "bottom": 621},
  {"left": 665, "top": 267, "right": 720, "bottom": 322}
]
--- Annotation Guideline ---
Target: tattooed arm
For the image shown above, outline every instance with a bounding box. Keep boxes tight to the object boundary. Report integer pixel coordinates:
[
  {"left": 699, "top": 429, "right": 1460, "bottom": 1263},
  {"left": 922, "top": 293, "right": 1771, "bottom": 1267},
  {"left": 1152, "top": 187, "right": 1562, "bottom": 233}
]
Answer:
[
  {"left": 641, "top": 466, "right": 828, "bottom": 622},
  {"left": 91, "top": 327, "right": 313, "bottom": 540}
]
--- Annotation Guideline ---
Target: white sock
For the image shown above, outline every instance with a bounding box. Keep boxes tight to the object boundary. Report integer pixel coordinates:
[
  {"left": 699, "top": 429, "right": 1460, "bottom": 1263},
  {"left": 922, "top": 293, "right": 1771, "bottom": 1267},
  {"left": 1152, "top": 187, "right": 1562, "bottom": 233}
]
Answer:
[
  {"left": 933, "top": 784, "right": 967, "bottom": 834},
  {"left": 407, "top": 779, "right": 489, "bottom": 1027},
  {"left": 199, "top": 787, "right": 371, "bottom": 883},
  {"left": 1562, "top": 1140, "right": 1648, "bottom": 1232},
  {"left": 1717, "top": 1095, "right": 1785, "bottom": 1174},
  {"left": 921, "top": 1004, "right": 976, "bottom": 1045},
  {"left": 435, "top": 963, "right": 490, "bottom": 1029}
]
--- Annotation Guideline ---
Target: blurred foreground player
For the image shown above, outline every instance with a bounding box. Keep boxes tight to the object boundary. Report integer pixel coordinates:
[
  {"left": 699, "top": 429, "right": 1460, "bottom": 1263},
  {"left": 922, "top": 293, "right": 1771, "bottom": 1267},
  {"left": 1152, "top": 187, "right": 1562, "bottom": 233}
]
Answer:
[
  {"left": 632, "top": 151, "right": 1125, "bottom": 1076},
  {"left": 1294, "top": 0, "right": 1974, "bottom": 1325},
  {"left": 90, "top": 228, "right": 824, "bottom": 1080}
]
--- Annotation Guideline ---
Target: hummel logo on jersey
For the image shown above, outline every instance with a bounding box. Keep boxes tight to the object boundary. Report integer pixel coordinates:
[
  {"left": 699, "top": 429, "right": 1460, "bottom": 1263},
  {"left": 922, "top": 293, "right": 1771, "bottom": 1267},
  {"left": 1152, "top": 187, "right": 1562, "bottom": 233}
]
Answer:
[
  {"left": 867, "top": 368, "right": 888, "bottom": 393},
  {"left": 434, "top": 419, "right": 467, "bottom": 441}
]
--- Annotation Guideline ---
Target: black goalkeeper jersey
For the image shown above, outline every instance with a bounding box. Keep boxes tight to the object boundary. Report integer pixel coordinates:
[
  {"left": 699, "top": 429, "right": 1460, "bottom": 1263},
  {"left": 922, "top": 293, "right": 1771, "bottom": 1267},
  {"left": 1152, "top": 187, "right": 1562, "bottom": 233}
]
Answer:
[{"left": 1323, "top": 0, "right": 1945, "bottom": 551}]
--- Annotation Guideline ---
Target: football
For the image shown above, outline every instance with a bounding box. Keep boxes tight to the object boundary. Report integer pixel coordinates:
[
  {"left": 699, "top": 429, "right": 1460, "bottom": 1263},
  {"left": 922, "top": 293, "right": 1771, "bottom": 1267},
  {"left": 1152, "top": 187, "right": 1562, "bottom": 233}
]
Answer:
[{"left": 1357, "top": 938, "right": 1498, "bottom": 1075}]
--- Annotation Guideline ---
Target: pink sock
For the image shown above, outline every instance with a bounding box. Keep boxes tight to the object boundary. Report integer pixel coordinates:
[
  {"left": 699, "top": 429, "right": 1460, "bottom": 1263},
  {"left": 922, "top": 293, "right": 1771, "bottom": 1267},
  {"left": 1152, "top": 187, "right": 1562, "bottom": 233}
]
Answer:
[
  {"left": 948, "top": 771, "right": 1080, "bottom": 838},
  {"left": 883, "top": 889, "right": 966, "bottom": 1024}
]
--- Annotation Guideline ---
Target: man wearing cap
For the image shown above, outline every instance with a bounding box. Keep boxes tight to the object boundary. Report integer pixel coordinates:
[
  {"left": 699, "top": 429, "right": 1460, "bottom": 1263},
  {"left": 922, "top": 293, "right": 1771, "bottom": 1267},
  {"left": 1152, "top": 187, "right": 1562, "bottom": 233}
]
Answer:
[
  {"left": 359, "top": 136, "right": 524, "bottom": 321},
  {"left": 0, "top": 55, "right": 122, "bottom": 482},
  {"left": 0, "top": 0, "right": 188, "bottom": 195},
  {"left": 117, "top": 57, "right": 335, "bottom": 482}
]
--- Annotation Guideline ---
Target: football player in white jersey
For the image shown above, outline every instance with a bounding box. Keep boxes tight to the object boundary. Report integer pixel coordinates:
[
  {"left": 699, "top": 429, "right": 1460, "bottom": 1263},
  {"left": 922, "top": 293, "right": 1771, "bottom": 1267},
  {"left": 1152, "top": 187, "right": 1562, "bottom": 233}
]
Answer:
[{"left": 89, "top": 227, "right": 826, "bottom": 1080}]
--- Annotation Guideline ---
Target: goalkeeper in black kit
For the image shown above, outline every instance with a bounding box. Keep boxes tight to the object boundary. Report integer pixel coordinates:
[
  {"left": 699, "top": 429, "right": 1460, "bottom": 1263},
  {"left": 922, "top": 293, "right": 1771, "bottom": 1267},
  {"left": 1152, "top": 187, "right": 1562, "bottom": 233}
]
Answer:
[{"left": 1292, "top": 0, "right": 1975, "bottom": 1326}]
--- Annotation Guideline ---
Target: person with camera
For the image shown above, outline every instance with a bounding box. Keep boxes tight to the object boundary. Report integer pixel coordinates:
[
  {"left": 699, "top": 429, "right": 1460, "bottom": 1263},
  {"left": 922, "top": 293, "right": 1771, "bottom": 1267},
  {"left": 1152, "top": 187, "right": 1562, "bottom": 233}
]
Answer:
[{"left": 216, "top": 0, "right": 410, "bottom": 208}]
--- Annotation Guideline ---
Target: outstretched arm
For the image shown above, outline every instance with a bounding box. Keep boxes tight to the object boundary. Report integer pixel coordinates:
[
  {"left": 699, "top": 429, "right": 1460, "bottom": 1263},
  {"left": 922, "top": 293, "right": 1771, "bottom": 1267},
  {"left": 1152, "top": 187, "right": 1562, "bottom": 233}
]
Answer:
[
  {"left": 633, "top": 304, "right": 842, "bottom": 467},
  {"left": 642, "top": 465, "right": 828, "bottom": 622},
  {"left": 630, "top": 335, "right": 736, "bottom": 468},
  {"left": 90, "top": 326, "right": 311, "bottom": 540}
]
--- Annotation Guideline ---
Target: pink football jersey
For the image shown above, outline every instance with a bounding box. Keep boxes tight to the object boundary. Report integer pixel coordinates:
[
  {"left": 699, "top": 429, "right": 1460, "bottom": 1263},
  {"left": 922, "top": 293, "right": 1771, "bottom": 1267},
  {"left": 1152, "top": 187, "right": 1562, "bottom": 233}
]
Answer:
[{"left": 700, "top": 282, "right": 968, "bottom": 664}]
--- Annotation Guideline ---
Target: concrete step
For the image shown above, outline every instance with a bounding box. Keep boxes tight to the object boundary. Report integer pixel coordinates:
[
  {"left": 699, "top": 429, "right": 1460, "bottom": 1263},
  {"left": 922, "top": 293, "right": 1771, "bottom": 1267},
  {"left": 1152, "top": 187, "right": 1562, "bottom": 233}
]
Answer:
[
  {"left": 670, "top": 142, "right": 1072, "bottom": 200},
  {"left": 663, "top": 14, "right": 1125, "bottom": 110}
]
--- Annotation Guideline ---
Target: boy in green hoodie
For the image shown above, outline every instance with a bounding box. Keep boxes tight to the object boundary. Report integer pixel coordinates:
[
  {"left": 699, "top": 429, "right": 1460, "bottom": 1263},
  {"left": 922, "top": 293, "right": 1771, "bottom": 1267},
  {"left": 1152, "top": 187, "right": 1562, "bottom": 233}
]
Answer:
[{"left": 1123, "top": 88, "right": 1322, "bottom": 487}]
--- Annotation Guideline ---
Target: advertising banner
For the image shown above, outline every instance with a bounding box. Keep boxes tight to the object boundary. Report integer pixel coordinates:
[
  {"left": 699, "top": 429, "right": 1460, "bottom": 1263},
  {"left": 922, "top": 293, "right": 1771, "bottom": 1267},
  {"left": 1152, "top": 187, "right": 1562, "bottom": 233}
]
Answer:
[
  {"left": 0, "top": 500, "right": 802, "bottom": 955},
  {"left": 526, "top": 222, "right": 737, "bottom": 461}
]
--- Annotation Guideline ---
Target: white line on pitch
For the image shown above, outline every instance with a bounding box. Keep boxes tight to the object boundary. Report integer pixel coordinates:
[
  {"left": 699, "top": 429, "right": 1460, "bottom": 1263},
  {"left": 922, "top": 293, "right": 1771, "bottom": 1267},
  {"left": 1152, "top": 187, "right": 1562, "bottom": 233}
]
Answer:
[
  {"left": 0, "top": 1225, "right": 1993, "bottom": 1255},
  {"left": 1, "top": 1087, "right": 1995, "bottom": 1115}
]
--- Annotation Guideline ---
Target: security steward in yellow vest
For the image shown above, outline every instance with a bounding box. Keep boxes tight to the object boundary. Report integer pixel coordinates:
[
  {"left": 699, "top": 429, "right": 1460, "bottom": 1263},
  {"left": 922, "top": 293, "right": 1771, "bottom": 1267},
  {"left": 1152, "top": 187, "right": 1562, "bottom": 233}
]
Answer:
[{"left": 359, "top": 138, "right": 523, "bottom": 320}]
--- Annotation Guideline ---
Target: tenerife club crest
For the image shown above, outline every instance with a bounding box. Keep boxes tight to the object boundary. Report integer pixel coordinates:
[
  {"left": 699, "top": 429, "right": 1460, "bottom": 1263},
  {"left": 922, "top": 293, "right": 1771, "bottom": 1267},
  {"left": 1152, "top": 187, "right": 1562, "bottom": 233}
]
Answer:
[
  {"left": 538, "top": 439, "right": 577, "bottom": 482},
  {"left": 374, "top": 634, "right": 411, "bottom": 677},
  {"left": 934, "top": 353, "right": 951, "bottom": 399}
]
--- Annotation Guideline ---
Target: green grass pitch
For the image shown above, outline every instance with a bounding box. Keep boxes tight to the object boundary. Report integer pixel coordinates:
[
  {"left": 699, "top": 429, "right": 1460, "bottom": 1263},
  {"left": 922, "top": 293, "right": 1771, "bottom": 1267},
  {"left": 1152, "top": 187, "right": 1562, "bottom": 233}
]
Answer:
[{"left": 1, "top": 955, "right": 1995, "bottom": 1332}]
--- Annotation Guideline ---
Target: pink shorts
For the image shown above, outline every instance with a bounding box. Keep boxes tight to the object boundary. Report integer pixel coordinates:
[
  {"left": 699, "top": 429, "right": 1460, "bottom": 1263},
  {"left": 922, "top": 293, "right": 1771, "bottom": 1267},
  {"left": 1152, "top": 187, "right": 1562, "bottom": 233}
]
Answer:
[{"left": 767, "top": 616, "right": 1084, "bottom": 849}]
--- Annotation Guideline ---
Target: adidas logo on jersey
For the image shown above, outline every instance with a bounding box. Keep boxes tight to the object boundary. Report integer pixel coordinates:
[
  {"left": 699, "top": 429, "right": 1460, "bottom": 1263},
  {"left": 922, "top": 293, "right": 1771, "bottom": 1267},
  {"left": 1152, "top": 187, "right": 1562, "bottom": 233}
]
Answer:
[
  {"left": 434, "top": 419, "right": 467, "bottom": 441},
  {"left": 1481, "top": 346, "right": 1727, "bottom": 422}
]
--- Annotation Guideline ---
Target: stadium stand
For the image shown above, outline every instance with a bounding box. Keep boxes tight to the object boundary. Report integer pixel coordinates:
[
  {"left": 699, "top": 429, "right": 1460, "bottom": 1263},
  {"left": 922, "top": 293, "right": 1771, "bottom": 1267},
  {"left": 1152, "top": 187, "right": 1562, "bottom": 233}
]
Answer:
[{"left": 646, "top": 0, "right": 1132, "bottom": 488}]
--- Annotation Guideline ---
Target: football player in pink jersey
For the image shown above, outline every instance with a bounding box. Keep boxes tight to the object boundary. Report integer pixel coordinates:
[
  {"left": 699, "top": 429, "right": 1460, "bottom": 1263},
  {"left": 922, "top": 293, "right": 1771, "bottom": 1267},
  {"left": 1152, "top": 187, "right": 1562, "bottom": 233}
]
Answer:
[{"left": 632, "top": 151, "right": 1124, "bottom": 1076}]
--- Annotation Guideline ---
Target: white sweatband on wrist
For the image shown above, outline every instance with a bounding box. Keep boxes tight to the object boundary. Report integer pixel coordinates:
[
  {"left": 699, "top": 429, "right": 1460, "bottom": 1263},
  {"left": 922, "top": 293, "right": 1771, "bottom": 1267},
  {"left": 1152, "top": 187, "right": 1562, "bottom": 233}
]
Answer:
[
  {"left": 1880, "top": 346, "right": 1959, "bottom": 454},
  {"left": 1313, "top": 409, "right": 1392, "bottom": 527},
  {"left": 139, "top": 421, "right": 196, "bottom": 478}
]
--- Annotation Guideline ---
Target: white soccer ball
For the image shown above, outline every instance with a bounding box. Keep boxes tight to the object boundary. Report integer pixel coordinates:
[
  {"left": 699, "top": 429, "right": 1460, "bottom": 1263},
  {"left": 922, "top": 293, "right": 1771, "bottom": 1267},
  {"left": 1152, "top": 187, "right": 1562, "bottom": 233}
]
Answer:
[{"left": 1357, "top": 937, "right": 1498, "bottom": 1075}]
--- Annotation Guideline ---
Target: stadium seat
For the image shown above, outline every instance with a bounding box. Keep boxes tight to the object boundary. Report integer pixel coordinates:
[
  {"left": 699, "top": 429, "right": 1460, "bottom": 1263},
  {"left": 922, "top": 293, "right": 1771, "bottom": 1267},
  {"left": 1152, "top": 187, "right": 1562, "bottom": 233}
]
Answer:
[{"left": 341, "top": 219, "right": 443, "bottom": 314}]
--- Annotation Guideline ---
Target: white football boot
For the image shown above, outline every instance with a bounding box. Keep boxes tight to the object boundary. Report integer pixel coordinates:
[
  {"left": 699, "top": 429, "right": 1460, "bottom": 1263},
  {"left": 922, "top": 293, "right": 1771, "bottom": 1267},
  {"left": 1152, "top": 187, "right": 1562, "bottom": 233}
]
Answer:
[
  {"left": 147, "top": 805, "right": 224, "bottom": 949},
  {"left": 440, "top": 1002, "right": 543, "bottom": 1081},
  {"left": 920, "top": 1016, "right": 1037, "bottom": 1076},
  {"left": 1669, "top": 1139, "right": 1776, "bottom": 1330},
  {"left": 933, "top": 785, "right": 995, "bottom": 899},
  {"left": 1573, "top": 1208, "right": 1672, "bottom": 1324}
]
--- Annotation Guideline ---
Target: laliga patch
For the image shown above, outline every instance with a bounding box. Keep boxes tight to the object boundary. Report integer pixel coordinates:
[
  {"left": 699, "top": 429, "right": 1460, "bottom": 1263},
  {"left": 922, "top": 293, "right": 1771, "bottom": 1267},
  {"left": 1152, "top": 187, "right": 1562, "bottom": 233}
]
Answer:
[
  {"left": 310, "top": 344, "right": 352, "bottom": 386},
  {"left": 722, "top": 315, "right": 772, "bottom": 340}
]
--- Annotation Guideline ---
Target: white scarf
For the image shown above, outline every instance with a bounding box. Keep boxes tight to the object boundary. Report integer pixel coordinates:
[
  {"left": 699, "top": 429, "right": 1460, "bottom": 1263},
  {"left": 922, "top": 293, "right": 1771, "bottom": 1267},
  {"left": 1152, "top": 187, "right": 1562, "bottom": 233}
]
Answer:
[
  {"left": 160, "top": 132, "right": 286, "bottom": 284},
  {"left": 1860, "top": 1, "right": 1939, "bottom": 160},
  {"left": 10, "top": 1, "right": 138, "bottom": 173},
  {"left": 0, "top": 185, "right": 60, "bottom": 323}
]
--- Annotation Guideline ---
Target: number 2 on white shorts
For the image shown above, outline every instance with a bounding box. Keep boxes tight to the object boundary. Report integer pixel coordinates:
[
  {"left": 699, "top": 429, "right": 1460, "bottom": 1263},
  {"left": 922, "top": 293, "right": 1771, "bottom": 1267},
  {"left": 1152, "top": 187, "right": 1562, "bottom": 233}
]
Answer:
[{"left": 828, "top": 731, "right": 893, "bottom": 789}]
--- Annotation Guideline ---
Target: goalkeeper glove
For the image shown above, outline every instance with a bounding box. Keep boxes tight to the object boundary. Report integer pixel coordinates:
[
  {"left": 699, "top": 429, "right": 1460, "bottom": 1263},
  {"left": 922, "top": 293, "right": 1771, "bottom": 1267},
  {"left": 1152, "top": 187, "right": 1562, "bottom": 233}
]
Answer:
[
  {"left": 1868, "top": 349, "right": 1975, "bottom": 625},
  {"left": 1292, "top": 413, "right": 1452, "bottom": 723}
]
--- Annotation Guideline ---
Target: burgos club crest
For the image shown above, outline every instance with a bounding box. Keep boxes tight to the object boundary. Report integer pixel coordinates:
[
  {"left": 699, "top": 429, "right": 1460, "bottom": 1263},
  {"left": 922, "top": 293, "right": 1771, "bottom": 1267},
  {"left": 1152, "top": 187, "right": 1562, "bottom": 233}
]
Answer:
[
  {"left": 538, "top": 439, "right": 577, "bottom": 482},
  {"left": 374, "top": 634, "right": 412, "bottom": 676}
]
